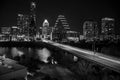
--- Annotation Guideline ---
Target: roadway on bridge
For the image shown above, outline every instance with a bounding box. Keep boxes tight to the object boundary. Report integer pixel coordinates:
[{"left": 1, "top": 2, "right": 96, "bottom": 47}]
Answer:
[{"left": 42, "top": 40, "right": 120, "bottom": 73}]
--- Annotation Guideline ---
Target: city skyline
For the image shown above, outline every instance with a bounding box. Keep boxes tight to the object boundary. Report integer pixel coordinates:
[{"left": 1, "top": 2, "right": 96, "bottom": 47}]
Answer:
[{"left": 0, "top": 0, "right": 120, "bottom": 34}]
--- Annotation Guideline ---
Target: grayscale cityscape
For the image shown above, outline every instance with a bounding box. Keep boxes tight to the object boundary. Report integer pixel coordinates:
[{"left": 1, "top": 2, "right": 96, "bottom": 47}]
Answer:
[{"left": 0, "top": 0, "right": 120, "bottom": 80}]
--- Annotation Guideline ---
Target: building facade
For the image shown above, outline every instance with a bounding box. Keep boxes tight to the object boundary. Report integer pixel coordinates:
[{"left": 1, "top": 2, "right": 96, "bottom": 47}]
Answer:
[
  {"left": 42, "top": 19, "right": 52, "bottom": 40},
  {"left": 0, "top": 27, "right": 11, "bottom": 41},
  {"left": 66, "top": 30, "right": 79, "bottom": 42},
  {"left": 17, "top": 14, "right": 29, "bottom": 37},
  {"left": 101, "top": 17, "right": 115, "bottom": 40},
  {"left": 11, "top": 26, "right": 20, "bottom": 41},
  {"left": 29, "top": 1, "right": 36, "bottom": 39},
  {"left": 83, "top": 21, "right": 98, "bottom": 41},
  {"left": 53, "top": 15, "right": 70, "bottom": 42}
]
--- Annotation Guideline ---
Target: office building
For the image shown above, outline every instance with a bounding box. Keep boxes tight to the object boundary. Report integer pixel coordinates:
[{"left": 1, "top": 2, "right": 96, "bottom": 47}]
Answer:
[
  {"left": 29, "top": 1, "right": 36, "bottom": 39},
  {"left": 0, "top": 27, "right": 11, "bottom": 41},
  {"left": 11, "top": 26, "right": 20, "bottom": 41},
  {"left": 36, "top": 26, "right": 42, "bottom": 38},
  {"left": 83, "top": 21, "right": 98, "bottom": 41},
  {"left": 101, "top": 17, "right": 115, "bottom": 40},
  {"left": 53, "top": 15, "right": 70, "bottom": 42},
  {"left": 1, "top": 27, "right": 11, "bottom": 35},
  {"left": 17, "top": 14, "right": 29, "bottom": 36},
  {"left": 42, "top": 19, "right": 52, "bottom": 40},
  {"left": 66, "top": 30, "right": 79, "bottom": 42}
]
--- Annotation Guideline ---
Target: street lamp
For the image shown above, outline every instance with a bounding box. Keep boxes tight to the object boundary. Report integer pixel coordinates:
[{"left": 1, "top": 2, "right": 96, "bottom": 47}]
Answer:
[{"left": 93, "top": 24, "right": 96, "bottom": 54}]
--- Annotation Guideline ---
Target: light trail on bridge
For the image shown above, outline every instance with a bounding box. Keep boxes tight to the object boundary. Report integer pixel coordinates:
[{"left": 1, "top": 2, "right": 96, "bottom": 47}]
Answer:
[{"left": 42, "top": 39, "right": 120, "bottom": 73}]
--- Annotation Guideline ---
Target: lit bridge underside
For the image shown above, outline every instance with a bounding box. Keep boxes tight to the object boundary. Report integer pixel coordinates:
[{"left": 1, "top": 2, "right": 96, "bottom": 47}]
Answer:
[{"left": 42, "top": 39, "right": 120, "bottom": 73}]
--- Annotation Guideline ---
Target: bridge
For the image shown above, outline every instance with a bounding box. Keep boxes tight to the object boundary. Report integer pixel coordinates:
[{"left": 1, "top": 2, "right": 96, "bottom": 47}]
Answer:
[{"left": 0, "top": 40, "right": 120, "bottom": 73}]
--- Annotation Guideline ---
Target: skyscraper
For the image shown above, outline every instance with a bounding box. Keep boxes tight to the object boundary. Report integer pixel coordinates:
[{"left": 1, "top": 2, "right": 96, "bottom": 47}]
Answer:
[
  {"left": 42, "top": 19, "right": 52, "bottom": 40},
  {"left": 101, "top": 17, "right": 115, "bottom": 40},
  {"left": 83, "top": 21, "right": 98, "bottom": 41},
  {"left": 29, "top": 1, "right": 36, "bottom": 39},
  {"left": 42, "top": 19, "right": 49, "bottom": 39},
  {"left": 53, "top": 15, "right": 70, "bottom": 42},
  {"left": 54, "top": 15, "right": 70, "bottom": 30},
  {"left": 17, "top": 14, "right": 29, "bottom": 36}
]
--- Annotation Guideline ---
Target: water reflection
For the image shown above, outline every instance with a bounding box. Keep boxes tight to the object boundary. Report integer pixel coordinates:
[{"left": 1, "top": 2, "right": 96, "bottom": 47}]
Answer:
[
  {"left": 0, "top": 47, "right": 51, "bottom": 64},
  {"left": 36, "top": 48, "right": 51, "bottom": 63}
]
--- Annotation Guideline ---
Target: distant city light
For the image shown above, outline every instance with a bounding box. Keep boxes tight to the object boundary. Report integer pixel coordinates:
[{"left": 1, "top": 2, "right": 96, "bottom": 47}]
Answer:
[
  {"left": 31, "top": 2, "right": 36, "bottom": 8},
  {"left": 43, "top": 19, "right": 49, "bottom": 27},
  {"left": 102, "top": 17, "right": 114, "bottom": 21},
  {"left": 0, "top": 0, "right": 119, "bottom": 42},
  {"left": 18, "top": 14, "right": 23, "bottom": 17},
  {"left": 12, "top": 26, "right": 19, "bottom": 28}
]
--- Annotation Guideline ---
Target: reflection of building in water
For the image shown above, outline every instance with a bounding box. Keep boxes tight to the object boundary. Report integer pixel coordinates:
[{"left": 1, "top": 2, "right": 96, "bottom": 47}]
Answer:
[
  {"left": 11, "top": 47, "right": 24, "bottom": 58},
  {"left": 0, "top": 47, "right": 8, "bottom": 55},
  {"left": 36, "top": 48, "right": 51, "bottom": 63}
]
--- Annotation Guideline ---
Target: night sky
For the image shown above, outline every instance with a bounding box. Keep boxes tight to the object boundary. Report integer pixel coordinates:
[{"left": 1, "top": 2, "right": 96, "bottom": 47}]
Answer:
[{"left": 0, "top": 0, "right": 120, "bottom": 34}]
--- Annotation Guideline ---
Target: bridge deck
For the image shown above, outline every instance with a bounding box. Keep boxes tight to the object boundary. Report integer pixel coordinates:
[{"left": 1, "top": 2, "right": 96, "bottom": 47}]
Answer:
[{"left": 42, "top": 40, "right": 120, "bottom": 73}]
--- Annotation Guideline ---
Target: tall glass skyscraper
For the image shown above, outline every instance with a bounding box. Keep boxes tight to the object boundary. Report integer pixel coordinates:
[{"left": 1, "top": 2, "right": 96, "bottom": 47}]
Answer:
[{"left": 29, "top": 1, "right": 36, "bottom": 39}]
